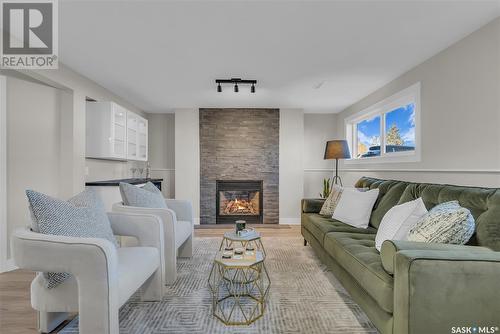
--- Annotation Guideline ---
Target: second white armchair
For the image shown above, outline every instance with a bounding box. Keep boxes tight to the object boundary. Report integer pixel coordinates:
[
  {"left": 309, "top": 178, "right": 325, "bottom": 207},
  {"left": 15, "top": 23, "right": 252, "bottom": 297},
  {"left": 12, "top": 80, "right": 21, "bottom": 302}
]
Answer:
[{"left": 113, "top": 199, "right": 194, "bottom": 284}]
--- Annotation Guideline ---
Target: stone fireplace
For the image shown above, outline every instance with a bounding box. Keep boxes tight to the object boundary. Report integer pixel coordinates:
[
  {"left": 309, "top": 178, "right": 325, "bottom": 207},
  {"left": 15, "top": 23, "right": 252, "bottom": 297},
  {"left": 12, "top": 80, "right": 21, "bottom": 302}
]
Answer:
[
  {"left": 216, "top": 180, "right": 263, "bottom": 224},
  {"left": 200, "top": 108, "right": 279, "bottom": 224}
]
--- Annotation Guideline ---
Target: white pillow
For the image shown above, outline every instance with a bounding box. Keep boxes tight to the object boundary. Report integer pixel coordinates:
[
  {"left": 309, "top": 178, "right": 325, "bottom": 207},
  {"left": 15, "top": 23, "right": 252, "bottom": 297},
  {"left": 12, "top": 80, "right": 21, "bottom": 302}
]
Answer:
[
  {"left": 332, "top": 188, "right": 379, "bottom": 228},
  {"left": 374, "top": 198, "right": 428, "bottom": 251}
]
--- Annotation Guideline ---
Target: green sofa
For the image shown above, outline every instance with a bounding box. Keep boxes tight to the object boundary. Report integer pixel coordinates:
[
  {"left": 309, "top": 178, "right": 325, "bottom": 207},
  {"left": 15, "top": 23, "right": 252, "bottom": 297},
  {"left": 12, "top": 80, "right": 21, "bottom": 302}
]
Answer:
[{"left": 301, "top": 177, "right": 500, "bottom": 334}]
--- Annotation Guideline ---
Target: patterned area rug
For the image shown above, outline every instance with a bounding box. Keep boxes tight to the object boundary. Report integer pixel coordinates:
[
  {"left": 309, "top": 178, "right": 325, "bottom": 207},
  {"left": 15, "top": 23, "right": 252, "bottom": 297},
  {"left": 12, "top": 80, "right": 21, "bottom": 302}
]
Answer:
[{"left": 60, "top": 236, "right": 378, "bottom": 334}]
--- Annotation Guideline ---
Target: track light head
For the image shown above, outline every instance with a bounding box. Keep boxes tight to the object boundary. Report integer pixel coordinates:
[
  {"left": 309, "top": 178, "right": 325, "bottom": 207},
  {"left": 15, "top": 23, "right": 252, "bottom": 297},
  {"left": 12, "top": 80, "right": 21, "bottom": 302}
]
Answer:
[
  {"left": 234, "top": 83, "right": 239, "bottom": 93},
  {"left": 251, "top": 84, "right": 255, "bottom": 93},
  {"left": 217, "top": 83, "right": 222, "bottom": 92}
]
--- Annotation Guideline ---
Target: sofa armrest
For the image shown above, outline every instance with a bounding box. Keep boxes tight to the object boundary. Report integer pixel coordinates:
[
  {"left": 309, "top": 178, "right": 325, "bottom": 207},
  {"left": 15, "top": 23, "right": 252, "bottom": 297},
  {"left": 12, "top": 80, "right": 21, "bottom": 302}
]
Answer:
[
  {"left": 164, "top": 199, "right": 193, "bottom": 224},
  {"left": 380, "top": 240, "right": 492, "bottom": 274},
  {"left": 11, "top": 228, "right": 120, "bottom": 333},
  {"left": 393, "top": 249, "right": 500, "bottom": 334},
  {"left": 301, "top": 198, "right": 325, "bottom": 213},
  {"left": 107, "top": 212, "right": 164, "bottom": 249}
]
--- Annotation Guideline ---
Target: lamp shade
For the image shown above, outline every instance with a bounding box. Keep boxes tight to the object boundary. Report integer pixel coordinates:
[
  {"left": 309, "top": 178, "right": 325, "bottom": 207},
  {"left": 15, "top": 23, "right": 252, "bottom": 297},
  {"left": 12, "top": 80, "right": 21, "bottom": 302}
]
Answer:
[{"left": 324, "top": 140, "right": 351, "bottom": 159}]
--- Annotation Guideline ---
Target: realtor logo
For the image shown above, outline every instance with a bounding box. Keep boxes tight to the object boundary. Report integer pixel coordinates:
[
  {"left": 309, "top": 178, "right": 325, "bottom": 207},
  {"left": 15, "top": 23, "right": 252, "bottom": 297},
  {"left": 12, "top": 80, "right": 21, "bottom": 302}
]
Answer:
[{"left": 1, "top": 0, "right": 58, "bottom": 69}]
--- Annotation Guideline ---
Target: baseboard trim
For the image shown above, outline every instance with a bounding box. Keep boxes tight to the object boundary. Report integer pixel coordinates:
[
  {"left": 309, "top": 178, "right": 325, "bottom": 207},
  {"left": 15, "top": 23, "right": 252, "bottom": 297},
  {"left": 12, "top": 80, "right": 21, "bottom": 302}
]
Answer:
[
  {"left": 279, "top": 218, "right": 300, "bottom": 225},
  {"left": 1, "top": 258, "right": 18, "bottom": 273}
]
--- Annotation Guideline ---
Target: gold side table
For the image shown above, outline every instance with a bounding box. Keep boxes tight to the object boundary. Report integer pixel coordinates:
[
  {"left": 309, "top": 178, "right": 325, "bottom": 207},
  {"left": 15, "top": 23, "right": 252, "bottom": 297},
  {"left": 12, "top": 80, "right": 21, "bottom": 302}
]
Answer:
[
  {"left": 208, "top": 250, "right": 270, "bottom": 325},
  {"left": 218, "top": 231, "right": 266, "bottom": 257}
]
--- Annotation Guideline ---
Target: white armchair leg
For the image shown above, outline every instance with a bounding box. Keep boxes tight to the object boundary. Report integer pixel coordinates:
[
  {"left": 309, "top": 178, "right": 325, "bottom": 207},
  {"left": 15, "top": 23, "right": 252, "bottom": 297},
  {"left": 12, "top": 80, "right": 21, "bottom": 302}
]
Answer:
[
  {"left": 78, "top": 281, "right": 119, "bottom": 334},
  {"left": 38, "top": 311, "right": 68, "bottom": 333},
  {"left": 141, "top": 268, "right": 164, "bottom": 301},
  {"left": 165, "top": 254, "right": 177, "bottom": 285},
  {"left": 178, "top": 235, "right": 193, "bottom": 258}
]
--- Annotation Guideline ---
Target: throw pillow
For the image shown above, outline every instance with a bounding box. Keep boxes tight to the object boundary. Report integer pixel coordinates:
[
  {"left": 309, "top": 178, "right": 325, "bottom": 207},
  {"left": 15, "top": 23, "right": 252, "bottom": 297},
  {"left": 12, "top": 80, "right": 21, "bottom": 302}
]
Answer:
[
  {"left": 319, "top": 184, "right": 343, "bottom": 216},
  {"left": 407, "top": 201, "right": 475, "bottom": 244},
  {"left": 332, "top": 188, "right": 379, "bottom": 228},
  {"left": 26, "top": 188, "right": 118, "bottom": 289},
  {"left": 375, "top": 197, "right": 428, "bottom": 251},
  {"left": 119, "top": 181, "right": 167, "bottom": 208}
]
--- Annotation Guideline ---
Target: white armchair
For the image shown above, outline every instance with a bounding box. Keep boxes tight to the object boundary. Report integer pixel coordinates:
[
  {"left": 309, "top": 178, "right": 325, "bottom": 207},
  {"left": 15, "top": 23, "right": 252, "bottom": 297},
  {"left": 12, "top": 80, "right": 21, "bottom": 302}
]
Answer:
[
  {"left": 113, "top": 199, "right": 194, "bottom": 284},
  {"left": 10, "top": 212, "right": 165, "bottom": 334}
]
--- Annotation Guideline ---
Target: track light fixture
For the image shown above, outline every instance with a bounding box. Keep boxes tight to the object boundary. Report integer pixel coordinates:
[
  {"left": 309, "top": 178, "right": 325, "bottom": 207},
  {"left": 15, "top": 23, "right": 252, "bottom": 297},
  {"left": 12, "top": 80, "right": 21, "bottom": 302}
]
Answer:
[{"left": 215, "top": 78, "right": 257, "bottom": 93}]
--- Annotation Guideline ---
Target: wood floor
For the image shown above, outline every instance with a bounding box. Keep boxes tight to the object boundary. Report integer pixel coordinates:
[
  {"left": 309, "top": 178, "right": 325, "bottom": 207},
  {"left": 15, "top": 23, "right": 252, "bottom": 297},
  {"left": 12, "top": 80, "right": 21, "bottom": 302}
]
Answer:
[{"left": 0, "top": 225, "right": 301, "bottom": 334}]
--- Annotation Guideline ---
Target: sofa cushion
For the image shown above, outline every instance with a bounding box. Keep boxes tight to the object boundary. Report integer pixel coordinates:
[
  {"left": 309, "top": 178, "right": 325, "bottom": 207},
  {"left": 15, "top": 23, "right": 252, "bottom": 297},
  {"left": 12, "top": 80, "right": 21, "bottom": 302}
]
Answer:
[
  {"left": 323, "top": 232, "right": 394, "bottom": 313},
  {"left": 30, "top": 247, "right": 159, "bottom": 312},
  {"left": 302, "top": 214, "right": 376, "bottom": 245}
]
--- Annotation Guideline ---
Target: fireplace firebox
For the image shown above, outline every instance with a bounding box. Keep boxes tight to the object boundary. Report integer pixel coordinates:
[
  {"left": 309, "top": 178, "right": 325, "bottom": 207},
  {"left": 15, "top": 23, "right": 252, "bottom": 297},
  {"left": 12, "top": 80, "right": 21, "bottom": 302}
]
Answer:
[{"left": 216, "top": 180, "right": 263, "bottom": 224}]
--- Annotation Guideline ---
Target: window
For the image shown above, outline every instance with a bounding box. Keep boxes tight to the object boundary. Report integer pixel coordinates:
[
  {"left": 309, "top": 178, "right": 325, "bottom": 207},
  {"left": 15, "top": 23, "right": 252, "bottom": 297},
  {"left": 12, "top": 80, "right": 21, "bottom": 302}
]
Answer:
[{"left": 345, "top": 83, "right": 420, "bottom": 163}]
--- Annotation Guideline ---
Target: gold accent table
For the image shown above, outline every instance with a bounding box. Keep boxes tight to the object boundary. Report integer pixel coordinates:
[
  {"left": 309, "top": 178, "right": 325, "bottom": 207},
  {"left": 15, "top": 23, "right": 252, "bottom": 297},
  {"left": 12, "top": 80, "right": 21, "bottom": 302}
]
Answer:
[
  {"left": 218, "top": 231, "right": 267, "bottom": 257},
  {"left": 208, "top": 249, "right": 270, "bottom": 325}
]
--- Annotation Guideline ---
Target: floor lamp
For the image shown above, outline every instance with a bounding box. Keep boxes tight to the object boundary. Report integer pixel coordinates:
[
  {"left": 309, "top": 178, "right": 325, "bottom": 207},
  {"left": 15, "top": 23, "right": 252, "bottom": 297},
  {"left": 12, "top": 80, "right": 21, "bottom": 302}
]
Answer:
[{"left": 324, "top": 140, "right": 351, "bottom": 186}]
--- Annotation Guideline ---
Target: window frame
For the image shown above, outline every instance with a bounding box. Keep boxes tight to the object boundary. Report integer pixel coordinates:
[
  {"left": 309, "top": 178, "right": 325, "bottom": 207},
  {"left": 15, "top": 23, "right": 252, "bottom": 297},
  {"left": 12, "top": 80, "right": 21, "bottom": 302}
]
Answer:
[{"left": 345, "top": 82, "right": 421, "bottom": 164}]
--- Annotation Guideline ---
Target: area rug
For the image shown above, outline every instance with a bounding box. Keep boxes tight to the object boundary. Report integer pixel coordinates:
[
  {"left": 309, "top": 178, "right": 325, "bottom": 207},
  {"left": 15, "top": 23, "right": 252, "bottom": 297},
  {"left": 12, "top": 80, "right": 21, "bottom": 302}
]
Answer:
[{"left": 60, "top": 236, "right": 378, "bottom": 334}]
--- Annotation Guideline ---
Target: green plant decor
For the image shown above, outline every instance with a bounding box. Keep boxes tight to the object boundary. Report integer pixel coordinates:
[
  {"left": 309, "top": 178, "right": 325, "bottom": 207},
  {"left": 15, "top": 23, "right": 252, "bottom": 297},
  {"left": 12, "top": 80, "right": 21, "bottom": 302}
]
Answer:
[{"left": 320, "top": 178, "right": 331, "bottom": 199}]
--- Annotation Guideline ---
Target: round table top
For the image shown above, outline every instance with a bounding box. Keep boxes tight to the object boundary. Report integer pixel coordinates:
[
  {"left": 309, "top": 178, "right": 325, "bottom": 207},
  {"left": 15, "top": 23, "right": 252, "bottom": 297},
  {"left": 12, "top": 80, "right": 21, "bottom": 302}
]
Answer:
[
  {"left": 214, "top": 250, "right": 264, "bottom": 267},
  {"left": 223, "top": 230, "right": 261, "bottom": 241}
]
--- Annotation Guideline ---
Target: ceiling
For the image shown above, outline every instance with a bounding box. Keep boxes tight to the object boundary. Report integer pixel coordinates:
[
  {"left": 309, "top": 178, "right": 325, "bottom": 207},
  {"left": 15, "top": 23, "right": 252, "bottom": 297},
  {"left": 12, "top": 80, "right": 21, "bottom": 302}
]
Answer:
[{"left": 59, "top": 0, "right": 500, "bottom": 113}]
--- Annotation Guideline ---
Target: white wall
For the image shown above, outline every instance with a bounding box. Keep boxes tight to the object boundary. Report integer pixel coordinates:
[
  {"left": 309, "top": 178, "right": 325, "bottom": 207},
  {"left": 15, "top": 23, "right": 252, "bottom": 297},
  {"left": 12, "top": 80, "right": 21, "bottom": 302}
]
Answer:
[
  {"left": 0, "top": 64, "right": 147, "bottom": 271},
  {"left": 174, "top": 108, "right": 200, "bottom": 223},
  {"left": 15, "top": 64, "right": 148, "bottom": 184},
  {"left": 279, "top": 109, "right": 304, "bottom": 224},
  {"left": 303, "top": 113, "right": 338, "bottom": 198},
  {"left": 335, "top": 17, "right": 500, "bottom": 187},
  {"left": 6, "top": 77, "right": 62, "bottom": 259},
  {"left": 148, "top": 113, "right": 175, "bottom": 198}
]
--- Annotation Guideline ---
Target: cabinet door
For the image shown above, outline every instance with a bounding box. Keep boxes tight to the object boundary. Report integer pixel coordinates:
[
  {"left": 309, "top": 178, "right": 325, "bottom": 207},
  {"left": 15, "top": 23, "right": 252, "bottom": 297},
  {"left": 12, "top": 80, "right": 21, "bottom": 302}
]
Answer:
[
  {"left": 111, "top": 104, "right": 127, "bottom": 159},
  {"left": 127, "top": 112, "right": 138, "bottom": 160},
  {"left": 137, "top": 117, "right": 148, "bottom": 161}
]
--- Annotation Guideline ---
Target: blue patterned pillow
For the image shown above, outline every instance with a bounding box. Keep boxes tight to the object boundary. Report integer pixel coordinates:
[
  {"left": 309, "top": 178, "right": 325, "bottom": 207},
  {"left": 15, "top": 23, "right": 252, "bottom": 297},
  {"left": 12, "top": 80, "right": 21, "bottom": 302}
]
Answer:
[
  {"left": 407, "top": 201, "right": 475, "bottom": 244},
  {"left": 119, "top": 182, "right": 167, "bottom": 208},
  {"left": 26, "top": 188, "right": 118, "bottom": 289}
]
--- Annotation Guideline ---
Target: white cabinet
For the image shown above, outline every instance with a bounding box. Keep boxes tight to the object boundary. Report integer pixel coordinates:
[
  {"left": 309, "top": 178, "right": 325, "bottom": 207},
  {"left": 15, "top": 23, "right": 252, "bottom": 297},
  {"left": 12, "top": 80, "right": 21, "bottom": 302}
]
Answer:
[
  {"left": 126, "top": 112, "right": 148, "bottom": 161},
  {"left": 86, "top": 101, "right": 127, "bottom": 160},
  {"left": 86, "top": 101, "right": 148, "bottom": 161},
  {"left": 126, "top": 112, "right": 138, "bottom": 160},
  {"left": 137, "top": 116, "right": 148, "bottom": 161}
]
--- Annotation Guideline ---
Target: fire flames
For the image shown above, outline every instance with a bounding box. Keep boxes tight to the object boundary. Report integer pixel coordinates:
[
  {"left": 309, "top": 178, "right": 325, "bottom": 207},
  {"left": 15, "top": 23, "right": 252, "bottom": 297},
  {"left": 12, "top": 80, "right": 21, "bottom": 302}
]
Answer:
[{"left": 222, "top": 197, "right": 258, "bottom": 215}]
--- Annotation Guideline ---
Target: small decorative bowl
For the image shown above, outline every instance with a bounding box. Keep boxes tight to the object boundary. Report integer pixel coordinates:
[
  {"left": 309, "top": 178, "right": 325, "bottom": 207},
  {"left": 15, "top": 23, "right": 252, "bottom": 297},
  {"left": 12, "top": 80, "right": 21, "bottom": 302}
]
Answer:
[{"left": 234, "top": 248, "right": 244, "bottom": 255}]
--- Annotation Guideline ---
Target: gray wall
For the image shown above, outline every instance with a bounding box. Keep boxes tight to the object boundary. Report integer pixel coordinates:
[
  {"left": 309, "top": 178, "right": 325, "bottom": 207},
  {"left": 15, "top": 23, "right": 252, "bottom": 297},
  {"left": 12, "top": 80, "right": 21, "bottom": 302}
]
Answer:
[
  {"left": 335, "top": 17, "right": 500, "bottom": 187},
  {"left": 199, "top": 108, "right": 279, "bottom": 224},
  {"left": 303, "top": 113, "right": 338, "bottom": 198},
  {"left": 6, "top": 77, "right": 62, "bottom": 257},
  {"left": 148, "top": 113, "right": 175, "bottom": 198}
]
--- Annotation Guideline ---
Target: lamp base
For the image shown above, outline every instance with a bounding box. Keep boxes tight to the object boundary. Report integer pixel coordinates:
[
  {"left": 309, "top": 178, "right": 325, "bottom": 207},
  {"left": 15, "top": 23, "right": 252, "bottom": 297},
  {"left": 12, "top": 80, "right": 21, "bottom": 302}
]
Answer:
[
  {"left": 332, "top": 158, "right": 343, "bottom": 187},
  {"left": 332, "top": 175, "right": 343, "bottom": 187}
]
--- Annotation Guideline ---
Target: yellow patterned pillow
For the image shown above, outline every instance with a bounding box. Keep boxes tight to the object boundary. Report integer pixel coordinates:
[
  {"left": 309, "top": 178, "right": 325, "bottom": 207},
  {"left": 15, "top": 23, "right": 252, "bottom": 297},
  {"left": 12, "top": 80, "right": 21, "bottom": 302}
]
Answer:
[{"left": 319, "top": 185, "right": 343, "bottom": 216}]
